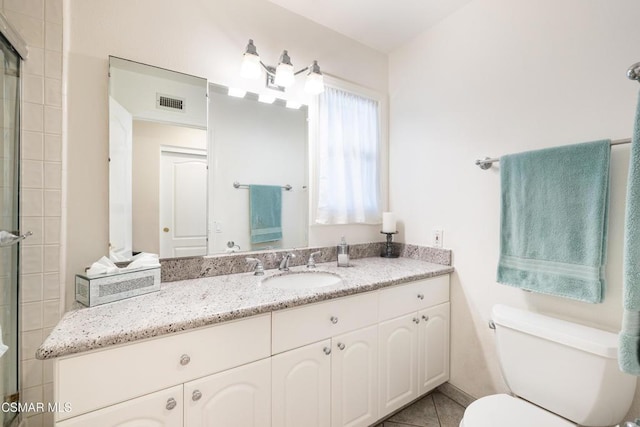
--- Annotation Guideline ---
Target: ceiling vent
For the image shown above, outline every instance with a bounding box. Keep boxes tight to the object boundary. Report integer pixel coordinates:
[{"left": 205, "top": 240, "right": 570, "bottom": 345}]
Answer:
[{"left": 156, "top": 93, "right": 185, "bottom": 112}]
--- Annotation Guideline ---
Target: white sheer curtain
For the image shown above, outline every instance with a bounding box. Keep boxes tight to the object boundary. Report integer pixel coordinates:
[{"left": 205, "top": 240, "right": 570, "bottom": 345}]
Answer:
[{"left": 315, "top": 86, "right": 381, "bottom": 224}]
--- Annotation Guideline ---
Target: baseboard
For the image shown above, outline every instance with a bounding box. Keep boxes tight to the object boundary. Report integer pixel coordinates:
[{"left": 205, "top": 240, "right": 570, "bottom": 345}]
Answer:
[{"left": 436, "top": 382, "right": 476, "bottom": 408}]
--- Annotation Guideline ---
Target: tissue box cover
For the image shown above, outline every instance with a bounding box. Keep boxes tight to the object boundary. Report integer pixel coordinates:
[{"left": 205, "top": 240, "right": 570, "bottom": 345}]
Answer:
[{"left": 75, "top": 266, "right": 160, "bottom": 307}]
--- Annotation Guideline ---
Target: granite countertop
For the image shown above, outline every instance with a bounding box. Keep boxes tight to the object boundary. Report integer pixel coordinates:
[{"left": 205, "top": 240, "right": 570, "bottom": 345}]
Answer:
[{"left": 37, "top": 257, "right": 453, "bottom": 360}]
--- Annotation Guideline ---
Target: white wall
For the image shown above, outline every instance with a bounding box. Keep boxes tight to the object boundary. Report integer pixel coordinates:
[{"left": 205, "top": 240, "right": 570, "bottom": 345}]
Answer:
[
  {"left": 209, "top": 90, "right": 308, "bottom": 253},
  {"left": 389, "top": 0, "right": 640, "bottom": 416},
  {"left": 66, "top": 0, "right": 388, "bottom": 307}
]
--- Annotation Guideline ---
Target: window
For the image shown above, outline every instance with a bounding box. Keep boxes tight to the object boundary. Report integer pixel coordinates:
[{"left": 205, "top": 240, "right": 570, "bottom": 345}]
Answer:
[{"left": 314, "top": 85, "right": 382, "bottom": 224}]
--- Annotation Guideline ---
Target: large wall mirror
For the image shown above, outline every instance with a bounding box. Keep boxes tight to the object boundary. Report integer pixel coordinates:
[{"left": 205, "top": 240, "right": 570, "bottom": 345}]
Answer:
[{"left": 108, "top": 57, "right": 309, "bottom": 260}]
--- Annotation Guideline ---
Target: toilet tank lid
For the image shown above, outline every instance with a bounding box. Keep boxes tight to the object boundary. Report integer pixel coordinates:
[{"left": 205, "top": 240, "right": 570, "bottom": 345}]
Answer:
[{"left": 492, "top": 304, "right": 618, "bottom": 359}]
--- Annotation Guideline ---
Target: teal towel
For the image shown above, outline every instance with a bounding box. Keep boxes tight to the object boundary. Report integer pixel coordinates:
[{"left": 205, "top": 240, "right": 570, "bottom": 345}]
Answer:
[
  {"left": 249, "top": 185, "right": 282, "bottom": 244},
  {"left": 497, "top": 140, "right": 610, "bottom": 303},
  {"left": 620, "top": 92, "right": 640, "bottom": 375}
]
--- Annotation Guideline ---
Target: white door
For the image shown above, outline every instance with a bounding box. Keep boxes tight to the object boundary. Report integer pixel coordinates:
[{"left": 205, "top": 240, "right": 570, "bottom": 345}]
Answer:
[
  {"left": 418, "top": 302, "right": 450, "bottom": 394},
  {"left": 109, "top": 96, "right": 133, "bottom": 260},
  {"left": 159, "top": 149, "right": 207, "bottom": 258},
  {"left": 331, "top": 325, "right": 378, "bottom": 427},
  {"left": 56, "top": 385, "right": 183, "bottom": 427},
  {"left": 272, "top": 340, "right": 331, "bottom": 427},
  {"left": 184, "top": 358, "right": 271, "bottom": 427},
  {"left": 378, "top": 313, "right": 418, "bottom": 417}
]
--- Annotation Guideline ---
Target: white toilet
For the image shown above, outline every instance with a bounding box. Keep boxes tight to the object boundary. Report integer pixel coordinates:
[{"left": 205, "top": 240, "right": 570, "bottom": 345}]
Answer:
[{"left": 460, "top": 304, "right": 637, "bottom": 427}]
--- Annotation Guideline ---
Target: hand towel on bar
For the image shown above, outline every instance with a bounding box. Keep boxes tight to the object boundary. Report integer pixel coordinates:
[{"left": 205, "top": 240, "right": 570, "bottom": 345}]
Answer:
[
  {"left": 620, "top": 91, "right": 640, "bottom": 375},
  {"left": 497, "top": 140, "right": 610, "bottom": 303},
  {"left": 250, "top": 184, "right": 283, "bottom": 244}
]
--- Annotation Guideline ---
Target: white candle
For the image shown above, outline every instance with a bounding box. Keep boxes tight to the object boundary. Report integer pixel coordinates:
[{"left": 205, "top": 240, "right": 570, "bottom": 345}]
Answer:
[{"left": 382, "top": 212, "right": 397, "bottom": 233}]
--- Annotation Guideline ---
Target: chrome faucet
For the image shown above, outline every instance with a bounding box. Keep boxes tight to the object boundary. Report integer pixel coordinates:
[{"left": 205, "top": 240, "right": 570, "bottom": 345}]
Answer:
[
  {"left": 307, "top": 251, "right": 322, "bottom": 268},
  {"left": 246, "top": 257, "right": 264, "bottom": 276},
  {"left": 279, "top": 252, "right": 296, "bottom": 271}
]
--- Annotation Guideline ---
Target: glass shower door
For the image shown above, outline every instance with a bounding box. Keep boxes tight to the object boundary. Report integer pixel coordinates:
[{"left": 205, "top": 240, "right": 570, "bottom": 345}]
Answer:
[{"left": 0, "top": 32, "right": 21, "bottom": 427}]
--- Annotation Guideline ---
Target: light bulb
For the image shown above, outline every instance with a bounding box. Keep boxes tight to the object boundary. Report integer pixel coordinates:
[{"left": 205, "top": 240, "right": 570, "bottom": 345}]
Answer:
[
  {"left": 274, "top": 50, "right": 295, "bottom": 88},
  {"left": 241, "top": 39, "right": 262, "bottom": 79},
  {"left": 241, "top": 53, "right": 261, "bottom": 79},
  {"left": 305, "top": 72, "right": 324, "bottom": 94},
  {"left": 274, "top": 62, "right": 294, "bottom": 88},
  {"left": 304, "top": 60, "right": 324, "bottom": 94}
]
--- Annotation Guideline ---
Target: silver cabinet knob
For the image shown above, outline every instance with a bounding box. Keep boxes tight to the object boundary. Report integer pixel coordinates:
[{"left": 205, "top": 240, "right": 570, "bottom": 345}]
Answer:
[
  {"left": 323, "top": 346, "right": 332, "bottom": 355},
  {"left": 330, "top": 316, "right": 339, "bottom": 324},
  {"left": 413, "top": 317, "right": 420, "bottom": 324},
  {"left": 417, "top": 294, "right": 425, "bottom": 300},
  {"left": 166, "top": 397, "right": 177, "bottom": 410},
  {"left": 337, "top": 342, "right": 345, "bottom": 351},
  {"left": 422, "top": 315, "right": 429, "bottom": 322},
  {"left": 180, "top": 354, "right": 191, "bottom": 366},
  {"left": 192, "top": 390, "right": 202, "bottom": 401}
]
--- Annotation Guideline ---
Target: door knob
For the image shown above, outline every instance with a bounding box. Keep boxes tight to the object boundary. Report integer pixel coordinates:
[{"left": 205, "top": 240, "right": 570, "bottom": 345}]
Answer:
[
  {"left": 163, "top": 227, "right": 170, "bottom": 233},
  {"left": 166, "top": 398, "right": 177, "bottom": 410}
]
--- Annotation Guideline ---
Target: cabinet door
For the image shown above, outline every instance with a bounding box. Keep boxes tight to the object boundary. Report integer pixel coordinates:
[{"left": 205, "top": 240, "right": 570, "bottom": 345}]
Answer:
[
  {"left": 378, "top": 313, "right": 418, "bottom": 418},
  {"left": 331, "top": 325, "right": 378, "bottom": 427},
  {"left": 184, "top": 358, "right": 271, "bottom": 427},
  {"left": 272, "top": 340, "right": 331, "bottom": 427},
  {"left": 418, "top": 302, "right": 450, "bottom": 395},
  {"left": 56, "top": 385, "right": 183, "bottom": 427}
]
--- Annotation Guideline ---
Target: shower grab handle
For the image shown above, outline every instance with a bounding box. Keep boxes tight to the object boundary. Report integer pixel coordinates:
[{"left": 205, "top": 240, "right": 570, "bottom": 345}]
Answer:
[{"left": 0, "top": 230, "right": 32, "bottom": 247}]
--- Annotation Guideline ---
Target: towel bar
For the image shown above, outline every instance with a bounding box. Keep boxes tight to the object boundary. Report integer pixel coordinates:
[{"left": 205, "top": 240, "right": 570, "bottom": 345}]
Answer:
[
  {"left": 475, "top": 138, "right": 631, "bottom": 170},
  {"left": 233, "top": 181, "right": 292, "bottom": 191}
]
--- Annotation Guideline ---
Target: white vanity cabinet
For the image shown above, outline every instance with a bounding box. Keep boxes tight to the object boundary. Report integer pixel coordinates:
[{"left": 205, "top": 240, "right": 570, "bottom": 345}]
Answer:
[
  {"left": 271, "top": 325, "right": 380, "bottom": 427},
  {"left": 272, "top": 339, "right": 332, "bottom": 427},
  {"left": 377, "top": 276, "right": 450, "bottom": 416},
  {"left": 271, "top": 292, "right": 379, "bottom": 427},
  {"left": 331, "top": 324, "right": 379, "bottom": 427},
  {"left": 184, "top": 358, "right": 271, "bottom": 427},
  {"left": 54, "top": 314, "right": 271, "bottom": 424},
  {"left": 56, "top": 385, "right": 184, "bottom": 427},
  {"left": 53, "top": 274, "right": 450, "bottom": 427}
]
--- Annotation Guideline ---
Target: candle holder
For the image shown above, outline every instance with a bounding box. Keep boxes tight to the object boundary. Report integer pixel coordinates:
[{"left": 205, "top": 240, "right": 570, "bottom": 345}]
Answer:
[{"left": 380, "top": 231, "right": 399, "bottom": 258}]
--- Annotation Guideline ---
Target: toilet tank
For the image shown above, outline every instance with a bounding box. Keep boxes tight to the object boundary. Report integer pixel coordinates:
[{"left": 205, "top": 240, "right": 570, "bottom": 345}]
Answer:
[{"left": 492, "top": 304, "right": 636, "bottom": 427}]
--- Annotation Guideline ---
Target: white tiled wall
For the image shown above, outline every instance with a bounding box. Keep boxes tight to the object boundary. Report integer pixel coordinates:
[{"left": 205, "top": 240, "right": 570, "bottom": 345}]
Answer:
[{"left": 3, "top": 0, "right": 63, "bottom": 426}]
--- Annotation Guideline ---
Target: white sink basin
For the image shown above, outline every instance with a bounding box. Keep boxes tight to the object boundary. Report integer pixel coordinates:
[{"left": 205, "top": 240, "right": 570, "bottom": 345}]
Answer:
[{"left": 262, "top": 272, "right": 342, "bottom": 290}]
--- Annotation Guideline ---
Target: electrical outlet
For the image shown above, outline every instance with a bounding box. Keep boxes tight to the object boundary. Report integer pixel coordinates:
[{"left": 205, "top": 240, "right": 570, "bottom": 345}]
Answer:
[{"left": 433, "top": 229, "right": 443, "bottom": 248}]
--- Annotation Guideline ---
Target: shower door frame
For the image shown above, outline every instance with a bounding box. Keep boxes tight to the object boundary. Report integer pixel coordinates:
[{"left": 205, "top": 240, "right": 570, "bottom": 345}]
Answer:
[{"left": 0, "top": 12, "right": 27, "bottom": 427}]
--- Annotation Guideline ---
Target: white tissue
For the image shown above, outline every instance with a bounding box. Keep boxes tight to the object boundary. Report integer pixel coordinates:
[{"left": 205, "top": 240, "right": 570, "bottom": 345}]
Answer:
[
  {"left": 86, "top": 256, "right": 120, "bottom": 276},
  {"left": 86, "top": 253, "right": 160, "bottom": 276},
  {"left": 124, "top": 252, "right": 160, "bottom": 270},
  {"left": 0, "top": 324, "right": 8, "bottom": 359}
]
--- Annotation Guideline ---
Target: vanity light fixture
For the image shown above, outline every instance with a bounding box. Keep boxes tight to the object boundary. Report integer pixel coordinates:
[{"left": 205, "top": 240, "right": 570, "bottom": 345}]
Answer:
[{"left": 241, "top": 39, "right": 325, "bottom": 95}]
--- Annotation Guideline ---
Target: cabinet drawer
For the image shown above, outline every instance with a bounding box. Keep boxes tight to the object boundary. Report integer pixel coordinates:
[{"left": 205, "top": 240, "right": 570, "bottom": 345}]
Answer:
[
  {"left": 378, "top": 275, "right": 449, "bottom": 321},
  {"left": 55, "top": 314, "right": 271, "bottom": 421},
  {"left": 56, "top": 385, "right": 183, "bottom": 427},
  {"left": 272, "top": 292, "right": 378, "bottom": 354}
]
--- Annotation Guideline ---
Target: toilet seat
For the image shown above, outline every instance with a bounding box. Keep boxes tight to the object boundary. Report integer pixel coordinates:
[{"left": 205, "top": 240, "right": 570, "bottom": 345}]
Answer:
[{"left": 460, "top": 394, "right": 575, "bottom": 427}]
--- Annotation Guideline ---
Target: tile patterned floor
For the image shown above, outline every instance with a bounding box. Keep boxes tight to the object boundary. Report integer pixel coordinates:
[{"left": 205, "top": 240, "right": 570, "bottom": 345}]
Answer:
[{"left": 375, "top": 391, "right": 466, "bottom": 427}]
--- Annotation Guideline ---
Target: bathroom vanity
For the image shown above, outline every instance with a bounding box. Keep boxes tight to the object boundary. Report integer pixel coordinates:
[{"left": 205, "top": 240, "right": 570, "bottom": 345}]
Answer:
[{"left": 38, "top": 257, "right": 451, "bottom": 427}]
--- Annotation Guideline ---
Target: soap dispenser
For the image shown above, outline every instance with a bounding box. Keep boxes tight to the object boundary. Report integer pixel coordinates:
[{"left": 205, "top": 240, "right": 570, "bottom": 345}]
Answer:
[{"left": 337, "top": 236, "right": 350, "bottom": 267}]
